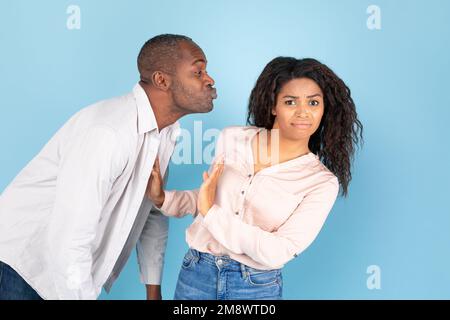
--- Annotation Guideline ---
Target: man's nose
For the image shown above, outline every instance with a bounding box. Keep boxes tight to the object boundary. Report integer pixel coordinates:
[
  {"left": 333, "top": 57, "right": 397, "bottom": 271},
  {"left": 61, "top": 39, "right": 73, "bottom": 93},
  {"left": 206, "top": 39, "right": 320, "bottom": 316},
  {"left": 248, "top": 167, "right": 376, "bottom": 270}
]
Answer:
[{"left": 204, "top": 72, "right": 215, "bottom": 87}]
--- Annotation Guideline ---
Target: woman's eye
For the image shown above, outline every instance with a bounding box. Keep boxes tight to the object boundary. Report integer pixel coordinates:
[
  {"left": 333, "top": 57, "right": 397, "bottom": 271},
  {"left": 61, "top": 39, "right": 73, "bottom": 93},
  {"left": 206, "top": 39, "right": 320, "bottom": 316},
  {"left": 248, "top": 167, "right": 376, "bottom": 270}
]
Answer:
[
  {"left": 309, "top": 100, "right": 320, "bottom": 106},
  {"left": 284, "top": 100, "right": 296, "bottom": 106}
]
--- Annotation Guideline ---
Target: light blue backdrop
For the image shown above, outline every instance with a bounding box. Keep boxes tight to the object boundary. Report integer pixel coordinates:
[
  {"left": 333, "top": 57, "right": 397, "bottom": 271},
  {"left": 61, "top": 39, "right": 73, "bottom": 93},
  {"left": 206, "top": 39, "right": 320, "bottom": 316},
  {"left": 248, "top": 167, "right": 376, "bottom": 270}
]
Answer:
[{"left": 1, "top": 0, "right": 449, "bottom": 299}]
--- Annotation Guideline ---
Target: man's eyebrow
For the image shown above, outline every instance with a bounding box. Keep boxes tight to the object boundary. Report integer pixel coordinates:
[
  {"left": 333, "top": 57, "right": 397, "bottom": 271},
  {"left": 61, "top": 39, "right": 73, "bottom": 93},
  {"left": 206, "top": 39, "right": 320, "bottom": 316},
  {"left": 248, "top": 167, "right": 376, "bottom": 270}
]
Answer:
[
  {"left": 192, "top": 58, "right": 207, "bottom": 65},
  {"left": 282, "top": 95, "right": 299, "bottom": 99}
]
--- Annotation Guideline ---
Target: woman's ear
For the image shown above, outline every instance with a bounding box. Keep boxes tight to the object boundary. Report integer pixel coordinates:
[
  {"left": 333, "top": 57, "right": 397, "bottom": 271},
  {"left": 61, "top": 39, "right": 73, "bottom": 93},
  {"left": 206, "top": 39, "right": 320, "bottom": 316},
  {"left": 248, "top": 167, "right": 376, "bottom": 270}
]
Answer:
[{"left": 271, "top": 108, "right": 277, "bottom": 116}]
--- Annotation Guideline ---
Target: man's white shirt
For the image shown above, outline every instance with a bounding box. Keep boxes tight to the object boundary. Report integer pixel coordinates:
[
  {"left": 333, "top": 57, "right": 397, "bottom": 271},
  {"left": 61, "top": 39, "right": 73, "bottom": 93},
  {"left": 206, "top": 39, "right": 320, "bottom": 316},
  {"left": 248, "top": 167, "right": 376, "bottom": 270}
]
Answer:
[{"left": 0, "top": 83, "right": 180, "bottom": 299}]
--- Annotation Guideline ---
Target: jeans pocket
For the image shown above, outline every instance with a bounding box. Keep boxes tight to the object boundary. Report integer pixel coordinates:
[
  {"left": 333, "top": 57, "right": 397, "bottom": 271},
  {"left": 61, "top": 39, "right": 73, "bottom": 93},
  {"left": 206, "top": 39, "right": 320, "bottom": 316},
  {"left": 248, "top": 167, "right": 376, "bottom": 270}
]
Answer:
[
  {"left": 181, "top": 250, "right": 196, "bottom": 270},
  {"left": 245, "top": 268, "right": 281, "bottom": 286}
]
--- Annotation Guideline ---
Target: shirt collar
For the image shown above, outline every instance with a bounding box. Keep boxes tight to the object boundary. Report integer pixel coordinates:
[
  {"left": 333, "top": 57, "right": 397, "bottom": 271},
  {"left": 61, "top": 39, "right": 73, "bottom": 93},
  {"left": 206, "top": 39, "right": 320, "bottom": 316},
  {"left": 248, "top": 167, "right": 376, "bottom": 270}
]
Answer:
[{"left": 133, "top": 83, "right": 159, "bottom": 135}]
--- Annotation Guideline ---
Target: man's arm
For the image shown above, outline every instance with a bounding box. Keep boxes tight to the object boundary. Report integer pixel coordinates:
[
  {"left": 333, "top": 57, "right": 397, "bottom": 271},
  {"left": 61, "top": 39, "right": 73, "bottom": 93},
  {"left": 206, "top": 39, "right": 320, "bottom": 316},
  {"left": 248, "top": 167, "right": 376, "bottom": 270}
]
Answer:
[
  {"left": 47, "top": 126, "right": 123, "bottom": 299},
  {"left": 137, "top": 167, "right": 170, "bottom": 300},
  {"left": 136, "top": 204, "right": 168, "bottom": 300},
  {"left": 146, "top": 284, "right": 162, "bottom": 300}
]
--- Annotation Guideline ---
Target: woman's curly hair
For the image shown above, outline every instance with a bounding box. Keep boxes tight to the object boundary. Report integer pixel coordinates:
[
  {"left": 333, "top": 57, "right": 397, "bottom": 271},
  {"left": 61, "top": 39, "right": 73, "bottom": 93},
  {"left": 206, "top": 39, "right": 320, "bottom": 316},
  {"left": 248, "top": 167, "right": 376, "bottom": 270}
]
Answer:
[{"left": 247, "top": 57, "right": 363, "bottom": 197}]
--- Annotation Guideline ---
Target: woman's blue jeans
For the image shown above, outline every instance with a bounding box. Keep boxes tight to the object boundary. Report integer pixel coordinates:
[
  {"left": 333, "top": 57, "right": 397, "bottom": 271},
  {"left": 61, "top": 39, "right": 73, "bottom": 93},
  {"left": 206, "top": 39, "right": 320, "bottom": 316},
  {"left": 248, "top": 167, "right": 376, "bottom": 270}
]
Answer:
[{"left": 174, "top": 249, "right": 283, "bottom": 300}]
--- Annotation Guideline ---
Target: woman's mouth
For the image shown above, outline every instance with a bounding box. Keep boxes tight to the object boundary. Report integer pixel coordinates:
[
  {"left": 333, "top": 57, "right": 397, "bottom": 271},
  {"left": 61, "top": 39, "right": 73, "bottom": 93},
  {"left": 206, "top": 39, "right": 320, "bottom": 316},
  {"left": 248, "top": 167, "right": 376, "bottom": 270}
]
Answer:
[{"left": 291, "top": 122, "right": 312, "bottom": 129}]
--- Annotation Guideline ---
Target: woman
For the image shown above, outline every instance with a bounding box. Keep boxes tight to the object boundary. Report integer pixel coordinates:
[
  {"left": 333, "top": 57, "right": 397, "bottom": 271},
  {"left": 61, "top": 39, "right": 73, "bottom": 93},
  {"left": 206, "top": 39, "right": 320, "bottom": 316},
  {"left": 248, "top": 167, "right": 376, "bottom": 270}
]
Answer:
[{"left": 148, "top": 57, "right": 363, "bottom": 300}]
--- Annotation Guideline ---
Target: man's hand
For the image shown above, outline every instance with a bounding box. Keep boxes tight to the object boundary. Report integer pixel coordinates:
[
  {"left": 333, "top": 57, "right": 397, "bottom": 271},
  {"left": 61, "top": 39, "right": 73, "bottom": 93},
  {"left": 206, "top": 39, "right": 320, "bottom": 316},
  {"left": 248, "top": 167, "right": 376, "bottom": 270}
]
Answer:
[
  {"left": 146, "top": 284, "right": 162, "bottom": 300},
  {"left": 146, "top": 157, "right": 165, "bottom": 208},
  {"left": 197, "top": 158, "right": 224, "bottom": 216}
]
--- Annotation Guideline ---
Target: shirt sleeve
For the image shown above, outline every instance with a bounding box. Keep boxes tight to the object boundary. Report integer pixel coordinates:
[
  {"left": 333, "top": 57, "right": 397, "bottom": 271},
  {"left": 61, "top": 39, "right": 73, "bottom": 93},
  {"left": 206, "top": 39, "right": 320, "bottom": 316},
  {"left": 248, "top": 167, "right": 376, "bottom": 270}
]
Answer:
[
  {"left": 136, "top": 200, "right": 169, "bottom": 285},
  {"left": 47, "top": 125, "right": 124, "bottom": 300},
  {"left": 201, "top": 178, "right": 340, "bottom": 269},
  {"left": 159, "top": 189, "right": 199, "bottom": 218},
  {"left": 136, "top": 167, "right": 171, "bottom": 285}
]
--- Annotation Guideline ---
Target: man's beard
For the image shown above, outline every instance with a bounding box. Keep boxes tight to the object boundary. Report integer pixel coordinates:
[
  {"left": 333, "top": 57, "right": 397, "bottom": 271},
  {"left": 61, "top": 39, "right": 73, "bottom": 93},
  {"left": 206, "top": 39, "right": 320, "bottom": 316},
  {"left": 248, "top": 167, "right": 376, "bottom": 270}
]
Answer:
[{"left": 171, "top": 79, "right": 212, "bottom": 113}]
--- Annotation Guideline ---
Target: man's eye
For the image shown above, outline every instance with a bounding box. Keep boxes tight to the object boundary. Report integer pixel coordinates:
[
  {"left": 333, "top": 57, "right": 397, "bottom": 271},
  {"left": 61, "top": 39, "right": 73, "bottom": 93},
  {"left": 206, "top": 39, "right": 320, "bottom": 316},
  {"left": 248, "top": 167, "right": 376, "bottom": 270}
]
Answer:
[
  {"left": 309, "top": 100, "right": 320, "bottom": 106},
  {"left": 284, "top": 100, "right": 296, "bottom": 106},
  {"left": 195, "top": 70, "right": 202, "bottom": 76}
]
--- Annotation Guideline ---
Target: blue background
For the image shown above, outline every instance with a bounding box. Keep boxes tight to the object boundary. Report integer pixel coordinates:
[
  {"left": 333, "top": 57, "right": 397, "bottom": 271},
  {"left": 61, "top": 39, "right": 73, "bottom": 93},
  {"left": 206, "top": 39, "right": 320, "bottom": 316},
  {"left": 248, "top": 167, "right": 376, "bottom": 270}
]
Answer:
[{"left": 1, "top": 0, "right": 449, "bottom": 299}]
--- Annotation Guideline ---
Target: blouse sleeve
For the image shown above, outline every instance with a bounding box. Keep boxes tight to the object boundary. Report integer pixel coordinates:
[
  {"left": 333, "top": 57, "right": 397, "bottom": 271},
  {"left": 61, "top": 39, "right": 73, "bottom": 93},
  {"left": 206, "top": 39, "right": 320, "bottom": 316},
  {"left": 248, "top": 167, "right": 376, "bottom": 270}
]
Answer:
[
  {"left": 159, "top": 189, "right": 199, "bottom": 218},
  {"left": 201, "top": 177, "right": 340, "bottom": 269}
]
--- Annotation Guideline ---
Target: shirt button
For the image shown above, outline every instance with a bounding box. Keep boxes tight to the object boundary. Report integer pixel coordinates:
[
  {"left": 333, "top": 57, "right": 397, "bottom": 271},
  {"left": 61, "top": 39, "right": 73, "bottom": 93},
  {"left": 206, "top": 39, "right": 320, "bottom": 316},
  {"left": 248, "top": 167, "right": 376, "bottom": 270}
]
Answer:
[
  {"left": 235, "top": 212, "right": 239, "bottom": 215},
  {"left": 248, "top": 174, "right": 252, "bottom": 178},
  {"left": 241, "top": 191, "right": 245, "bottom": 195}
]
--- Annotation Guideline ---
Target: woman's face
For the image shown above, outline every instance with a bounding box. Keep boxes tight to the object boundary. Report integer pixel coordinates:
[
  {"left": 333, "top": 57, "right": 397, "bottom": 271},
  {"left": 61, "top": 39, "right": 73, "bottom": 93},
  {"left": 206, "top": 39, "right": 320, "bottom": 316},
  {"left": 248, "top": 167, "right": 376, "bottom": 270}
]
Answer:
[{"left": 272, "top": 77, "right": 325, "bottom": 141}]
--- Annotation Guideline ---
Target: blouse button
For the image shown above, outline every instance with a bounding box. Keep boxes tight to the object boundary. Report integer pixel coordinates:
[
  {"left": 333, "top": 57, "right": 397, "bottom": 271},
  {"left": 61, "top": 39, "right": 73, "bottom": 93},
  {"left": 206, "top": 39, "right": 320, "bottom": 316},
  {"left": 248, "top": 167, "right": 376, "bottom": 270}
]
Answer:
[
  {"left": 241, "top": 191, "right": 245, "bottom": 195},
  {"left": 235, "top": 212, "right": 239, "bottom": 215}
]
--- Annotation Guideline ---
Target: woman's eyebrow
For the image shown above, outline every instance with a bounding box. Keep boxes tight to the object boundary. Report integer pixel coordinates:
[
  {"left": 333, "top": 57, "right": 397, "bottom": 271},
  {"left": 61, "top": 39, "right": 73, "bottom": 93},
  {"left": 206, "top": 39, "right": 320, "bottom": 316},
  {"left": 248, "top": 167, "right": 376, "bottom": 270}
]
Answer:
[{"left": 282, "top": 93, "right": 322, "bottom": 99}]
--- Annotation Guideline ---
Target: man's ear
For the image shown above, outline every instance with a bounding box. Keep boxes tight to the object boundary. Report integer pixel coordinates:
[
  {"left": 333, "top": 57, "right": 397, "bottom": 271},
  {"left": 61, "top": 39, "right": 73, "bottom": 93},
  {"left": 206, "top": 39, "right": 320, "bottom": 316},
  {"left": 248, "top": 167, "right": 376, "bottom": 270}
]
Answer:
[{"left": 151, "top": 71, "right": 172, "bottom": 91}]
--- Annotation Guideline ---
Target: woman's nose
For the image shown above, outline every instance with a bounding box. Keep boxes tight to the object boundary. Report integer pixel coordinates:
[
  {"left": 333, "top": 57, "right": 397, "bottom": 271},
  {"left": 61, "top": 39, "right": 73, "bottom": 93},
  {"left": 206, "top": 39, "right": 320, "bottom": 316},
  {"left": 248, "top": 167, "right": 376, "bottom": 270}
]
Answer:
[{"left": 295, "top": 103, "right": 309, "bottom": 117}]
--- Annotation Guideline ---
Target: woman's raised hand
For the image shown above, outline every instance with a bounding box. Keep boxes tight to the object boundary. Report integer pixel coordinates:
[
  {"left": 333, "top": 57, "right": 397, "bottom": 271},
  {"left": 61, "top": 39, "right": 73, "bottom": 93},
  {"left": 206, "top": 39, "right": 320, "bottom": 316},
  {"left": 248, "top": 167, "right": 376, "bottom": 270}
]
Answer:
[
  {"left": 197, "top": 157, "right": 225, "bottom": 216},
  {"left": 146, "top": 157, "right": 165, "bottom": 208}
]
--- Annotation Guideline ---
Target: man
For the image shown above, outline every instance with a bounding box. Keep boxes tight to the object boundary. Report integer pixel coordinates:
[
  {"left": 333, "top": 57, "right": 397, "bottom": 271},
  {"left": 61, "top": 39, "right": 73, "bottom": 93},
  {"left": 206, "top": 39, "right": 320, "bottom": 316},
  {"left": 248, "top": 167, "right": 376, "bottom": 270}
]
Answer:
[{"left": 0, "top": 34, "right": 217, "bottom": 300}]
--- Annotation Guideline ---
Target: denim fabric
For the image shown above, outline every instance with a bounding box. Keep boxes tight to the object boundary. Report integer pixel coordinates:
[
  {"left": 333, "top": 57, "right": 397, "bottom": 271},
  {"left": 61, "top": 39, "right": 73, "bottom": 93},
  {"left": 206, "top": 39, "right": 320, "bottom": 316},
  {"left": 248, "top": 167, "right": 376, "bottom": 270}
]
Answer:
[
  {"left": 0, "top": 261, "right": 43, "bottom": 300},
  {"left": 174, "top": 249, "right": 282, "bottom": 300}
]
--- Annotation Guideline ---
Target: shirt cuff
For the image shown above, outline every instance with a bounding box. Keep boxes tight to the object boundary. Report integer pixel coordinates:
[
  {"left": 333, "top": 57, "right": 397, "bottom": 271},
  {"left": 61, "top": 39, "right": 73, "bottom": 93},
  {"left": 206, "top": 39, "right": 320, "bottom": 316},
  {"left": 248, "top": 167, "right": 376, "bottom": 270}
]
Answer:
[
  {"left": 139, "top": 262, "right": 163, "bottom": 285},
  {"left": 159, "top": 190, "right": 175, "bottom": 214},
  {"left": 201, "top": 204, "right": 221, "bottom": 229}
]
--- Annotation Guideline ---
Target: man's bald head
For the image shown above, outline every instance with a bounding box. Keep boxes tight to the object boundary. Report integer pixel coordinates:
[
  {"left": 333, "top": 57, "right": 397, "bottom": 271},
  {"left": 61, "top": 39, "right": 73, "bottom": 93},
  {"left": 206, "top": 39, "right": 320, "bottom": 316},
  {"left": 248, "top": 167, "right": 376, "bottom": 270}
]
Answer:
[{"left": 137, "top": 34, "right": 197, "bottom": 84}]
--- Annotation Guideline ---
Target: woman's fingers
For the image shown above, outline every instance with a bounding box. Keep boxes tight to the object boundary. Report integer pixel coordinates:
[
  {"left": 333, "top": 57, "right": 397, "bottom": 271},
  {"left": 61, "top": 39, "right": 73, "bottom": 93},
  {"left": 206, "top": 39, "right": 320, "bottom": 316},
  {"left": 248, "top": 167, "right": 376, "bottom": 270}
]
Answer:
[
  {"left": 153, "top": 156, "right": 161, "bottom": 173},
  {"left": 212, "top": 162, "right": 224, "bottom": 180},
  {"left": 152, "top": 157, "right": 162, "bottom": 179},
  {"left": 215, "top": 155, "right": 225, "bottom": 166},
  {"left": 202, "top": 171, "right": 209, "bottom": 182},
  {"left": 202, "top": 166, "right": 220, "bottom": 185},
  {"left": 151, "top": 169, "right": 159, "bottom": 180},
  {"left": 202, "top": 156, "right": 225, "bottom": 187}
]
